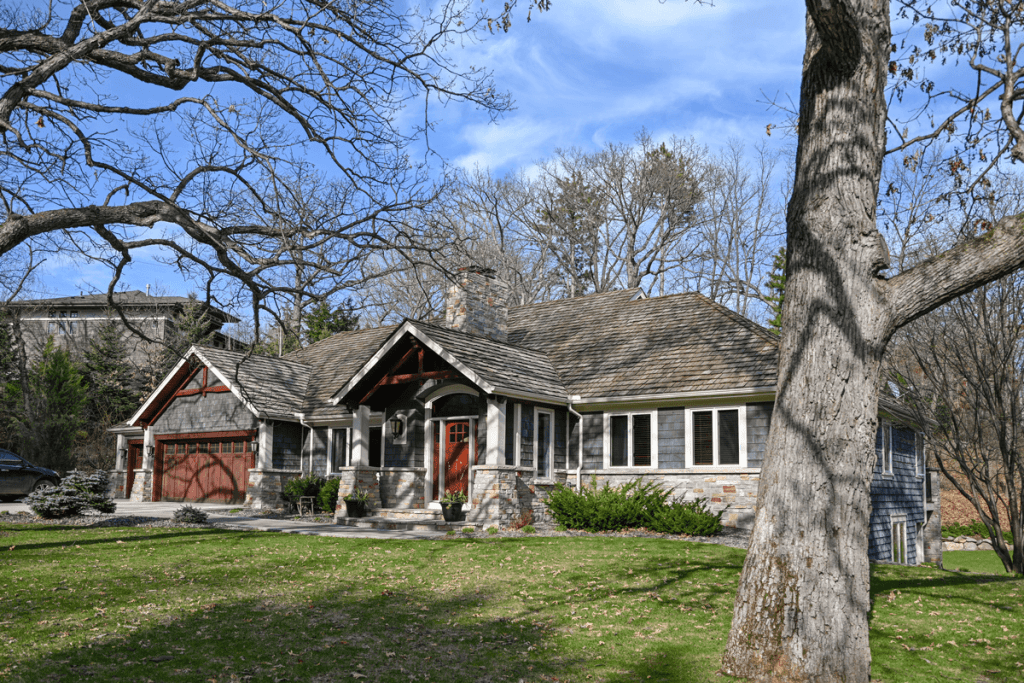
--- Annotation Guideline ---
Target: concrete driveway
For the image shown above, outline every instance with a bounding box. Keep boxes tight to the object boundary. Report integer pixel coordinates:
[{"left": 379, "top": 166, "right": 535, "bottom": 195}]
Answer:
[{"left": 0, "top": 499, "right": 447, "bottom": 540}]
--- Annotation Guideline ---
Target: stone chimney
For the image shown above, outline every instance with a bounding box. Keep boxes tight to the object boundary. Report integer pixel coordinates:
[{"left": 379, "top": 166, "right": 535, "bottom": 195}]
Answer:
[{"left": 444, "top": 266, "right": 510, "bottom": 342}]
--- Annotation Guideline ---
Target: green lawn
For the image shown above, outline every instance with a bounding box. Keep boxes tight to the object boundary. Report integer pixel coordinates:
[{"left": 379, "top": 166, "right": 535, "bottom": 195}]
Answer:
[
  {"left": 944, "top": 550, "right": 1016, "bottom": 575},
  {"left": 1, "top": 523, "right": 1021, "bottom": 683}
]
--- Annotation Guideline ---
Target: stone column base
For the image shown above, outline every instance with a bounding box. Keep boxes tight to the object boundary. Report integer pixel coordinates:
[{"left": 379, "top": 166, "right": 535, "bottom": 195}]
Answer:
[{"left": 129, "top": 469, "right": 154, "bottom": 502}]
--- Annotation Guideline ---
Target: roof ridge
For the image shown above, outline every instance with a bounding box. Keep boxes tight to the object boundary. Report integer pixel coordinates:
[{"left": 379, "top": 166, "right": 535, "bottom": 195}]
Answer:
[
  {"left": 508, "top": 287, "right": 642, "bottom": 314},
  {"left": 413, "top": 319, "right": 551, "bottom": 356}
]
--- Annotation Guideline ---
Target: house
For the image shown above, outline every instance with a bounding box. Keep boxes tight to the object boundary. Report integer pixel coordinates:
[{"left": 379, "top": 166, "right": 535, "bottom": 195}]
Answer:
[
  {"left": 6, "top": 290, "right": 241, "bottom": 373},
  {"left": 110, "top": 267, "right": 942, "bottom": 565}
]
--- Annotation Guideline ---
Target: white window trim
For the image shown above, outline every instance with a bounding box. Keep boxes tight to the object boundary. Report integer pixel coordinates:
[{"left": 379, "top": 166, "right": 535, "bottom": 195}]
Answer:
[
  {"left": 891, "top": 513, "right": 908, "bottom": 564},
  {"left": 914, "top": 432, "right": 925, "bottom": 478},
  {"left": 535, "top": 407, "right": 555, "bottom": 478},
  {"left": 327, "top": 426, "right": 351, "bottom": 473},
  {"left": 684, "top": 405, "right": 746, "bottom": 468},
  {"left": 881, "top": 422, "right": 893, "bottom": 476},
  {"left": 512, "top": 402, "right": 522, "bottom": 466},
  {"left": 603, "top": 410, "right": 659, "bottom": 468}
]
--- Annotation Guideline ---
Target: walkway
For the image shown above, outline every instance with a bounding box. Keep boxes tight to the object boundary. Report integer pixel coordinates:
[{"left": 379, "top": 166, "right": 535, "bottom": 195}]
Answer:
[{"left": 0, "top": 500, "right": 448, "bottom": 540}]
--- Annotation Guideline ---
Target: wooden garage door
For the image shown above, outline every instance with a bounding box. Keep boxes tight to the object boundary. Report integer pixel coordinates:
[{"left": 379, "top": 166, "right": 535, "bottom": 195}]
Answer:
[{"left": 159, "top": 437, "right": 255, "bottom": 504}]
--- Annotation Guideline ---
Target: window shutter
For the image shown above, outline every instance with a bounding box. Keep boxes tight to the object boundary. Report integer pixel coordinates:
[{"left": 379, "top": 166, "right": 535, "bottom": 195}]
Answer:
[
  {"left": 693, "top": 411, "right": 713, "bottom": 465},
  {"left": 610, "top": 415, "right": 628, "bottom": 467},
  {"left": 633, "top": 414, "right": 651, "bottom": 466},
  {"left": 718, "top": 410, "right": 739, "bottom": 465}
]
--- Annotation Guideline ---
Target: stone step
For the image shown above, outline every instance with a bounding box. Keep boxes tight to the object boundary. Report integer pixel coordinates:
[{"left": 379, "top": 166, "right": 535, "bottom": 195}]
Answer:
[
  {"left": 373, "top": 507, "right": 443, "bottom": 521},
  {"left": 338, "top": 515, "right": 479, "bottom": 533}
]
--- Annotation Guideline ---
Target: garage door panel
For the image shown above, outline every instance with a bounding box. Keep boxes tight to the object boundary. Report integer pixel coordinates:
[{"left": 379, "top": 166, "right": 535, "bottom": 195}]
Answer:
[{"left": 159, "top": 437, "right": 251, "bottom": 504}]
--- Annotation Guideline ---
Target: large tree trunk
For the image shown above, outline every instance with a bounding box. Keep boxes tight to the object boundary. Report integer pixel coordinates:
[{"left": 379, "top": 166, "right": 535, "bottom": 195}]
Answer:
[
  {"left": 721, "top": 2, "right": 891, "bottom": 680},
  {"left": 723, "top": 0, "right": 1024, "bottom": 680}
]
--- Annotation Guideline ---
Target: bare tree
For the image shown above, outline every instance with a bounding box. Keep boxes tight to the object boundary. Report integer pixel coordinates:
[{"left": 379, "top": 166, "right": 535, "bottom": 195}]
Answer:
[
  {"left": 0, "top": 0, "right": 510, "bottom": 339},
  {"left": 677, "top": 140, "right": 785, "bottom": 321}
]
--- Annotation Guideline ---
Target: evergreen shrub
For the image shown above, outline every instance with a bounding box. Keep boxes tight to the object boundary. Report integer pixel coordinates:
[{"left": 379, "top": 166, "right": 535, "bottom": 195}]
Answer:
[
  {"left": 26, "top": 470, "right": 116, "bottom": 518},
  {"left": 318, "top": 478, "right": 341, "bottom": 513},
  {"left": 173, "top": 505, "right": 210, "bottom": 524},
  {"left": 545, "top": 477, "right": 722, "bottom": 536}
]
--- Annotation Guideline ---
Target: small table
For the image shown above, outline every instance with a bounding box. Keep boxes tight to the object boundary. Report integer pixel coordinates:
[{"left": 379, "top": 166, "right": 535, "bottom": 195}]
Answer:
[{"left": 297, "top": 496, "right": 316, "bottom": 516}]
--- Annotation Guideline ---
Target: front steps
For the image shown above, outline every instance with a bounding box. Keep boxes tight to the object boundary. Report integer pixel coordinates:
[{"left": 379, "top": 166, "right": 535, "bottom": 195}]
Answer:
[{"left": 336, "top": 507, "right": 480, "bottom": 533}]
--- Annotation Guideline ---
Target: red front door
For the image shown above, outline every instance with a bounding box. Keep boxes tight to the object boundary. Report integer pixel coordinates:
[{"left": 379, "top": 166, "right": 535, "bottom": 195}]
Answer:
[{"left": 433, "top": 421, "right": 470, "bottom": 500}]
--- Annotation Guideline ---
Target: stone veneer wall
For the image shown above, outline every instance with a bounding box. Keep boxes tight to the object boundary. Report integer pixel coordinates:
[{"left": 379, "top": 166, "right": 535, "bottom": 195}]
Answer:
[
  {"left": 584, "top": 470, "right": 761, "bottom": 529},
  {"left": 379, "top": 468, "right": 426, "bottom": 509},
  {"left": 444, "top": 267, "right": 510, "bottom": 342},
  {"left": 923, "top": 468, "right": 943, "bottom": 564},
  {"left": 108, "top": 469, "right": 128, "bottom": 498},
  {"left": 333, "top": 466, "right": 384, "bottom": 518},
  {"left": 128, "top": 469, "right": 154, "bottom": 502},
  {"left": 245, "top": 469, "right": 302, "bottom": 509}
]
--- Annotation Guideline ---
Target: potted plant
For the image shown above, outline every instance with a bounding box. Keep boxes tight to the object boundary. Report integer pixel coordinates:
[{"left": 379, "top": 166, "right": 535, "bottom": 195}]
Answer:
[
  {"left": 343, "top": 487, "right": 370, "bottom": 518},
  {"left": 439, "top": 489, "right": 468, "bottom": 522}
]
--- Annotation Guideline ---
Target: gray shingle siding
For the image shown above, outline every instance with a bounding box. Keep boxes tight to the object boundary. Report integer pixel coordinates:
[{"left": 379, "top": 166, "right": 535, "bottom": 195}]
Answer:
[
  {"left": 520, "top": 403, "right": 534, "bottom": 469},
  {"left": 582, "top": 412, "right": 603, "bottom": 469},
  {"left": 151, "top": 391, "right": 257, "bottom": 437},
  {"left": 384, "top": 389, "right": 425, "bottom": 468},
  {"left": 272, "top": 421, "right": 303, "bottom": 470},
  {"left": 746, "top": 402, "right": 773, "bottom": 469},
  {"left": 868, "top": 424, "right": 925, "bottom": 564},
  {"left": 554, "top": 409, "right": 568, "bottom": 470},
  {"left": 657, "top": 408, "right": 686, "bottom": 468}
]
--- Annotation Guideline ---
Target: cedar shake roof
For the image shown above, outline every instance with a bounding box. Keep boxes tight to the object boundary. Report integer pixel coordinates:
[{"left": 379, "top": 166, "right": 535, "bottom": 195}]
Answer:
[
  {"left": 284, "top": 325, "right": 398, "bottom": 417},
  {"left": 197, "top": 347, "right": 311, "bottom": 418},
  {"left": 173, "top": 289, "right": 780, "bottom": 421},
  {"left": 506, "top": 290, "right": 778, "bottom": 399},
  {"left": 410, "top": 322, "right": 567, "bottom": 401}
]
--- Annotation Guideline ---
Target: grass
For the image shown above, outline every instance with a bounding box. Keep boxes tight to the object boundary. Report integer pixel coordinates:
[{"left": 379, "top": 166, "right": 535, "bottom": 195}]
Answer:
[
  {"left": 0, "top": 522, "right": 1021, "bottom": 683},
  {"left": 944, "top": 550, "right": 1016, "bottom": 575}
]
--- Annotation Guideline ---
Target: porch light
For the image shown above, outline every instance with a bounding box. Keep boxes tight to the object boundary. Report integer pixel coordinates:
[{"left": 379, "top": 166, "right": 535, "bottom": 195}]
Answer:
[
  {"left": 117, "top": 448, "right": 128, "bottom": 458},
  {"left": 390, "top": 415, "right": 404, "bottom": 439},
  {"left": 145, "top": 445, "right": 154, "bottom": 457},
  {"left": 250, "top": 439, "right": 259, "bottom": 454}
]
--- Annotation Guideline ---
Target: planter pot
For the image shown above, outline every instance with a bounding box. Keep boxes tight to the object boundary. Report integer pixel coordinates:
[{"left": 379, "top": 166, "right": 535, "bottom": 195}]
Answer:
[
  {"left": 344, "top": 498, "right": 368, "bottom": 518},
  {"left": 440, "top": 501, "right": 465, "bottom": 522}
]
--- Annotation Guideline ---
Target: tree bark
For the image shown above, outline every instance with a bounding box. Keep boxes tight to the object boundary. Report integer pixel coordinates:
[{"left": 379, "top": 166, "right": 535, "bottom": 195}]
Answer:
[
  {"left": 723, "top": 1, "right": 1024, "bottom": 680},
  {"left": 722, "top": 1, "right": 890, "bottom": 680}
]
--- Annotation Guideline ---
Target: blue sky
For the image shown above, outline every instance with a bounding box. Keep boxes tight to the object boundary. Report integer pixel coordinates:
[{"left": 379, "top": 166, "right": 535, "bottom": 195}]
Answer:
[{"left": 32, "top": 0, "right": 808, "bottom": 307}]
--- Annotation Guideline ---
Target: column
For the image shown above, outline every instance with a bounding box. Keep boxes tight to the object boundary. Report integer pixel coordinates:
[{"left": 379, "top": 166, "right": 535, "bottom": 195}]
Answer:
[
  {"left": 351, "top": 404, "right": 371, "bottom": 467},
  {"left": 257, "top": 421, "right": 274, "bottom": 470},
  {"left": 485, "top": 397, "right": 506, "bottom": 466}
]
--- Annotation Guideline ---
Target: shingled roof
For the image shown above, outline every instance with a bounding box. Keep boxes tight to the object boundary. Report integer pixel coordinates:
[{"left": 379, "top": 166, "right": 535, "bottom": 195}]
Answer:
[
  {"left": 197, "top": 347, "right": 312, "bottom": 418},
  {"left": 9, "top": 290, "right": 239, "bottom": 322},
  {"left": 157, "top": 289, "right": 780, "bottom": 422},
  {"left": 506, "top": 290, "right": 779, "bottom": 400}
]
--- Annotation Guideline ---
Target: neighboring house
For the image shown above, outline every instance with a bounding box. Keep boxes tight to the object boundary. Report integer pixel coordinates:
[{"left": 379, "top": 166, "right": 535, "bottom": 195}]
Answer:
[
  {"left": 6, "top": 290, "right": 241, "bottom": 374},
  {"left": 110, "top": 268, "right": 941, "bottom": 565}
]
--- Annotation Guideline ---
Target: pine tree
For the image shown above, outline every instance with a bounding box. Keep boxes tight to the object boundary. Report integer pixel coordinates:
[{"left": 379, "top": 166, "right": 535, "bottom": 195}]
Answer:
[
  {"left": 82, "top": 320, "right": 142, "bottom": 425},
  {"left": 13, "top": 337, "right": 87, "bottom": 473},
  {"left": 304, "top": 298, "right": 359, "bottom": 345},
  {"left": 764, "top": 246, "right": 786, "bottom": 336},
  {"left": 152, "top": 297, "right": 217, "bottom": 382}
]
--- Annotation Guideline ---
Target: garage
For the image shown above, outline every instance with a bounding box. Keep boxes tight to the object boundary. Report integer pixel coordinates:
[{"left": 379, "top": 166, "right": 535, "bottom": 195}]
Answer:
[{"left": 156, "top": 432, "right": 255, "bottom": 504}]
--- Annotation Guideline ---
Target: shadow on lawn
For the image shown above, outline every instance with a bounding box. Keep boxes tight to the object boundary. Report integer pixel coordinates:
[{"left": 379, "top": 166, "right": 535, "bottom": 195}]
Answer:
[{"left": 1, "top": 525, "right": 233, "bottom": 551}]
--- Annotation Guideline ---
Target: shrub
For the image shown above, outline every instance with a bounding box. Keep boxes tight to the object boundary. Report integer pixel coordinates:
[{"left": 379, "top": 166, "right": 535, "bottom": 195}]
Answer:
[
  {"left": 544, "top": 477, "right": 722, "bottom": 536},
  {"left": 173, "top": 505, "right": 209, "bottom": 525},
  {"left": 521, "top": 525, "right": 536, "bottom": 534},
  {"left": 942, "top": 521, "right": 1013, "bottom": 545},
  {"left": 647, "top": 499, "right": 723, "bottom": 536},
  {"left": 25, "top": 470, "right": 116, "bottom": 519},
  {"left": 510, "top": 508, "right": 534, "bottom": 531},
  {"left": 318, "top": 478, "right": 341, "bottom": 513},
  {"left": 283, "top": 474, "right": 326, "bottom": 509},
  {"left": 486, "top": 526, "right": 498, "bottom": 535},
  {"left": 462, "top": 526, "right": 475, "bottom": 534}
]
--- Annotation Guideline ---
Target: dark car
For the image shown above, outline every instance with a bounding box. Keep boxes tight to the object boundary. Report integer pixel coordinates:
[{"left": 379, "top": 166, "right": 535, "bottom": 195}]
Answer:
[{"left": 0, "top": 449, "right": 60, "bottom": 500}]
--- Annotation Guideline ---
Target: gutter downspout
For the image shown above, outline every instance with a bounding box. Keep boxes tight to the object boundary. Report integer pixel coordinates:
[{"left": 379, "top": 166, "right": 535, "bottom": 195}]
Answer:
[{"left": 568, "top": 400, "right": 584, "bottom": 491}]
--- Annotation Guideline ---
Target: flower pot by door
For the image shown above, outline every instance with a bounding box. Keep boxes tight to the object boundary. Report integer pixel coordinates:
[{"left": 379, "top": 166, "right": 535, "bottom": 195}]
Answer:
[
  {"left": 345, "top": 499, "right": 367, "bottom": 518},
  {"left": 440, "top": 501, "right": 464, "bottom": 522}
]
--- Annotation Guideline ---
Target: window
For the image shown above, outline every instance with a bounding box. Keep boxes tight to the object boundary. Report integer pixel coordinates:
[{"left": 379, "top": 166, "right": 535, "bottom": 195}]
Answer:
[
  {"left": 891, "top": 515, "right": 907, "bottom": 564},
  {"left": 914, "top": 433, "right": 925, "bottom": 477},
  {"left": 687, "top": 406, "right": 745, "bottom": 467},
  {"left": 606, "top": 412, "right": 656, "bottom": 468},
  {"left": 881, "top": 423, "right": 893, "bottom": 475},
  {"left": 537, "top": 410, "right": 553, "bottom": 477},
  {"left": 331, "top": 427, "right": 349, "bottom": 470}
]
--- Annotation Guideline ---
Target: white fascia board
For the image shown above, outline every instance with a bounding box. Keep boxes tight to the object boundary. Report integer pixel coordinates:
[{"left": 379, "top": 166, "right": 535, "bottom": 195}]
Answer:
[
  {"left": 491, "top": 387, "right": 569, "bottom": 406},
  {"left": 330, "top": 322, "right": 495, "bottom": 405},
  {"left": 127, "top": 352, "right": 193, "bottom": 425},
  {"left": 573, "top": 386, "right": 776, "bottom": 410}
]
